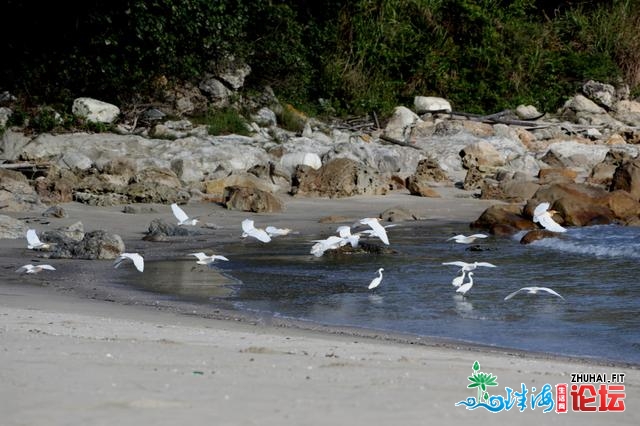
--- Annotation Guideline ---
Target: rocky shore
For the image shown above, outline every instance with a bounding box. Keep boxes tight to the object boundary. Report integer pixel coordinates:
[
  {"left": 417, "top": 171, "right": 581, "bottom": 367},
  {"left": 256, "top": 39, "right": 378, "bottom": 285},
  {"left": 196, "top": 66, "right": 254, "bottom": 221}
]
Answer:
[{"left": 2, "top": 78, "right": 640, "bottom": 254}]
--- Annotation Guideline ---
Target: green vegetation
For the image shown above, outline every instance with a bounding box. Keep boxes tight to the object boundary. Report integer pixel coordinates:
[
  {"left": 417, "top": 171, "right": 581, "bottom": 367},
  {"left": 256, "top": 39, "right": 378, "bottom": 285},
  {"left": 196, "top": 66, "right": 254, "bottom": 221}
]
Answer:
[
  {"left": 202, "top": 108, "right": 251, "bottom": 136},
  {"left": 2, "top": 0, "right": 639, "bottom": 118}
]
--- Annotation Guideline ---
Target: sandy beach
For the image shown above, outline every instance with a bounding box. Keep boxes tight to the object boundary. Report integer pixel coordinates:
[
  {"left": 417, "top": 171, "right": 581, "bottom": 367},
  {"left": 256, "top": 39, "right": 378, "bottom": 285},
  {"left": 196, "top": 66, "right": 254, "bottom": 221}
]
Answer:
[{"left": 1, "top": 189, "right": 638, "bottom": 425}]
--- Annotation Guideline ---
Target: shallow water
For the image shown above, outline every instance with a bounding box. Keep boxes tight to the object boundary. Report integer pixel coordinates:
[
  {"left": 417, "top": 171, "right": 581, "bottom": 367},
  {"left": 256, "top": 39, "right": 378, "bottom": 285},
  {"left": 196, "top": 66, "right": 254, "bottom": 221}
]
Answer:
[{"left": 124, "top": 222, "right": 640, "bottom": 365}]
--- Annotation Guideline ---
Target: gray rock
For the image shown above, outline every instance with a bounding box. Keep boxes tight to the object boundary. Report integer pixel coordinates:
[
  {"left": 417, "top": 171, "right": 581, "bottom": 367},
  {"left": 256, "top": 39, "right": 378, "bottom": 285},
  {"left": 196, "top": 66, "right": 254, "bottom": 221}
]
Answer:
[{"left": 0, "top": 214, "right": 28, "bottom": 239}]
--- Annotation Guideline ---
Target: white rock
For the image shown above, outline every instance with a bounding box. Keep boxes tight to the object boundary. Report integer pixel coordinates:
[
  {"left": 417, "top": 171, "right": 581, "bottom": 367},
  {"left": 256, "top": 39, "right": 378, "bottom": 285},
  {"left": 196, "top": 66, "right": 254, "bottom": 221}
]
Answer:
[
  {"left": 280, "top": 152, "right": 322, "bottom": 174},
  {"left": 414, "top": 96, "right": 452, "bottom": 114},
  {"left": 72, "top": 97, "right": 120, "bottom": 123}
]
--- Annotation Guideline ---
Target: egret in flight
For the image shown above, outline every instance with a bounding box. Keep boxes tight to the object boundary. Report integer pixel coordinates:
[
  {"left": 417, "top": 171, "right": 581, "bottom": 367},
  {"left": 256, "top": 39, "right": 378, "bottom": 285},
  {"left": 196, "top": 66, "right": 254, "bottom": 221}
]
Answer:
[
  {"left": 447, "top": 234, "right": 488, "bottom": 244},
  {"left": 359, "top": 217, "right": 390, "bottom": 245},
  {"left": 190, "top": 252, "right": 229, "bottom": 267},
  {"left": 114, "top": 252, "right": 145, "bottom": 272},
  {"left": 442, "top": 261, "right": 497, "bottom": 273},
  {"left": 241, "top": 219, "right": 271, "bottom": 243},
  {"left": 16, "top": 264, "right": 56, "bottom": 274},
  {"left": 171, "top": 203, "right": 199, "bottom": 226},
  {"left": 265, "top": 226, "right": 292, "bottom": 237},
  {"left": 504, "top": 286, "right": 565, "bottom": 301},
  {"left": 533, "top": 202, "right": 566, "bottom": 233}
]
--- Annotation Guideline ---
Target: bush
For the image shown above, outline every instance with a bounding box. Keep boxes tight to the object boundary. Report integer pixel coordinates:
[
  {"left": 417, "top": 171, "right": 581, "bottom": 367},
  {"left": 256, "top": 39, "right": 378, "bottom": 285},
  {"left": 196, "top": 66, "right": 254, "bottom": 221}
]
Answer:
[{"left": 203, "top": 108, "right": 251, "bottom": 136}]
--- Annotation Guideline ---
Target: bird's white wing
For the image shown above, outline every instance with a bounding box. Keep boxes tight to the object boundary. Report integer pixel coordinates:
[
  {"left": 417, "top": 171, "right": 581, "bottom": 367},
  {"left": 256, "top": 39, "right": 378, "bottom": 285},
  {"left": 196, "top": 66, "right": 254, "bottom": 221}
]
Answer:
[
  {"left": 39, "top": 265, "right": 56, "bottom": 271},
  {"left": 265, "top": 226, "right": 290, "bottom": 236},
  {"left": 442, "top": 261, "right": 469, "bottom": 268},
  {"left": 447, "top": 234, "right": 465, "bottom": 241},
  {"left": 504, "top": 288, "right": 526, "bottom": 300},
  {"left": 537, "top": 214, "right": 567, "bottom": 233},
  {"left": 113, "top": 256, "right": 126, "bottom": 269},
  {"left": 127, "top": 253, "right": 145, "bottom": 272},
  {"left": 533, "top": 202, "right": 550, "bottom": 220},
  {"left": 470, "top": 234, "right": 488, "bottom": 239},
  {"left": 15, "top": 264, "right": 32, "bottom": 273},
  {"left": 476, "top": 262, "right": 497, "bottom": 268},
  {"left": 171, "top": 203, "right": 189, "bottom": 223},
  {"left": 26, "top": 229, "right": 42, "bottom": 247},
  {"left": 336, "top": 226, "right": 352, "bottom": 238},
  {"left": 241, "top": 219, "right": 255, "bottom": 235},
  {"left": 540, "top": 287, "right": 565, "bottom": 300},
  {"left": 190, "top": 252, "right": 207, "bottom": 261},
  {"left": 252, "top": 228, "right": 272, "bottom": 243},
  {"left": 211, "top": 255, "right": 229, "bottom": 262},
  {"left": 360, "top": 218, "right": 389, "bottom": 245}
]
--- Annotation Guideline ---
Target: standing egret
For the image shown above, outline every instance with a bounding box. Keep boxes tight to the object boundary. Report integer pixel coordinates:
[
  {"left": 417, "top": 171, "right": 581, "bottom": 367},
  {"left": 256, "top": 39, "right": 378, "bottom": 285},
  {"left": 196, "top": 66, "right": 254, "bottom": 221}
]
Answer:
[
  {"left": 171, "top": 203, "right": 199, "bottom": 226},
  {"left": 504, "top": 286, "right": 565, "bottom": 301},
  {"left": 447, "top": 234, "right": 488, "bottom": 244},
  {"left": 456, "top": 272, "right": 474, "bottom": 296},
  {"left": 16, "top": 264, "right": 56, "bottom": 274},
  {"left": 359, "top": 217, "right": 390, "bottom": 245},
  {"left": 241, "top": 219, "right": 271, "bottom": 243},
  {"left": 442, "top": 261, "right": 497, "bottom": 273},
  {"left": 368, "top": 268, "right": 384, "bottom": 290},
  {"left": 533, "top": 202, "right": 566, "bottom": 233},
  {"left": 114, "top": 252, "right": 145, "bottom": 272},
  {"left": 26, "top": 229, "right": 50, "bottom": 250},
  {"left": 190, "top": 252, "right": 229, "bottom": 267}
]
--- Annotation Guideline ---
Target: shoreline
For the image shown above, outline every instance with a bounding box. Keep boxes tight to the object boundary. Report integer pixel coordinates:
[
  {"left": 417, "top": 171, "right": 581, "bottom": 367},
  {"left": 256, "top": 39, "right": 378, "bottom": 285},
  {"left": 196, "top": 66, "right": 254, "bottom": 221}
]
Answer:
[{"left": 2, "top": 190, "right": 639, "bottom": 425}]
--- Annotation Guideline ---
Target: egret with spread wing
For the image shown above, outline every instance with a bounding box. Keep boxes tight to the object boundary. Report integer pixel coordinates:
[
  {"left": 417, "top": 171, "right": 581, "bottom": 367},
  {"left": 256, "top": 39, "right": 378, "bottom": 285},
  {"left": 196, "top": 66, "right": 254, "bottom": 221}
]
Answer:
[
  {"left": 241, "top": 219, "right": 271, "bottom": 243},
  {"left": 504, "top": 286, "right": 565, "bottom": 301},
  {"left": 171, "top": 203, "right": 199, "bottom": 226},
  {"left": 359, "top": 217, "right": 390, "bottom": 245},
  {"left": 16, "top": 264, "right": 56, "bottom": 274},
  {"left": 114, "top": 252, "right": 145, "bottom": 272},
  {"left": 533, "top": 202, "right": 566, "bottom": 233},
  {"left": 447, "top": 234, "right": 488, "bottom": 244}
]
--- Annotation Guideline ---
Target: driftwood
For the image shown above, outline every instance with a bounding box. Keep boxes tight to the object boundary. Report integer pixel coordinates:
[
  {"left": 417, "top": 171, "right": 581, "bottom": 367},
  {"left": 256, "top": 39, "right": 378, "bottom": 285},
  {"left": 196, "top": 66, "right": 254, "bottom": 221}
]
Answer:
[
  {"left": 379, "top": 134, "right": 422, "bottom": 150},
  {"left": 448, "top": 110, "right": 549, "bottom": 128}
]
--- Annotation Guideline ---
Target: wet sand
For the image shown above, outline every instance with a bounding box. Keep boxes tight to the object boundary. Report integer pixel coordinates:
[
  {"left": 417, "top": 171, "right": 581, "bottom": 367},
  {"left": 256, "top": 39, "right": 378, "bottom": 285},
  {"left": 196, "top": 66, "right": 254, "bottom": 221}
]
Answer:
[{"left": 1, "top": 189, "right": 638, "bottom": 425}]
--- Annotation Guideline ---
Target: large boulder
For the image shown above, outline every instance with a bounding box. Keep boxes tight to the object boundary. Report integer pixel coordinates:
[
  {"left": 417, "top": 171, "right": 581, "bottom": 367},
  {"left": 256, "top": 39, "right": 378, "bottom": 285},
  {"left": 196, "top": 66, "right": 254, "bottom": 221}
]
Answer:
[
  {"left": 0, "top": 169, "right": 44, "bottom": 212},
  {"left": 470, "top": 204, "right": 535, "bottom": 236},
  {"left": 222, "top": 185, "right": 284, "bottom": 213},
  {"left": 291, "top": 158, "right": 388, "bottom": 198}
]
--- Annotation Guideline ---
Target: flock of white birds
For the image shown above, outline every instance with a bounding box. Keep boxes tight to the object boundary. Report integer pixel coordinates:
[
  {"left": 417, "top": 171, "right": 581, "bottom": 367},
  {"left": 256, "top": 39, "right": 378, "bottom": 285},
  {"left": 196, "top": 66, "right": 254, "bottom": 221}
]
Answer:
[{"left": 17, "top": 201, "right": 567, "bottom": 302}]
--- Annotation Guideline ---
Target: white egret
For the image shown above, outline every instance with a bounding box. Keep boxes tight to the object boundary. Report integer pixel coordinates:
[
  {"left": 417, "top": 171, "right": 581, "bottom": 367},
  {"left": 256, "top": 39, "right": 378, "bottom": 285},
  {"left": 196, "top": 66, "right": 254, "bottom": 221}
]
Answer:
[
  {"left": 114, "top": 252, "right": 145, "bottom": 272},
  {"left": 336, "top": 225, "right": 361, "bottom": 248},
  {"left": 504, "top": 286, "right": 565, "bottom": 301},
  {"left": 171, "top": 203, "right": 199, "bottom": 226},
  {"left": 265, "top": 226, "right": 292, "bottom": 237},
  {"left": 368, "top": 268, "right": 384, "bottom": 290},
  {"left": 359, "top": 217, "right": 390, "bottom": 245},
  {"left": 26, "top": 229, "right": 50, "bottom": 250},
  {"left": 190, "top": 252, "right": 229, "bottom": 266},
  {"left": 241, "top": 219, "right": 271, "bottom": 243},
  {"left": 16, "top": 264, "right": 56, "bottom": 274},
  {"left": 456, "top": 272, "right": 474, "bottom": 296},
  {"left": 310, "top": 235, "right": 344, "bottom": 257},
  {"left": 533, "top": 202, "right": 566, "bottom": 233},
  {"left": 451, "top": 269, "right": 466, "bottom": 287},
  {"left": 442, "top": 261, "right": 497, "bottom": 273},
  {"left": 447, "top": 234, "right": 488, "bottom": 244}
]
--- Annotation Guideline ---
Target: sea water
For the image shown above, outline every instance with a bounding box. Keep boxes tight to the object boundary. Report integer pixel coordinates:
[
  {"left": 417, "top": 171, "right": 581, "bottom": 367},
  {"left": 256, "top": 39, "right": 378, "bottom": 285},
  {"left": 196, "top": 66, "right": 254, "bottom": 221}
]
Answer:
[{"left": 126, "top": 222, "right": 640, "bottom": 365}]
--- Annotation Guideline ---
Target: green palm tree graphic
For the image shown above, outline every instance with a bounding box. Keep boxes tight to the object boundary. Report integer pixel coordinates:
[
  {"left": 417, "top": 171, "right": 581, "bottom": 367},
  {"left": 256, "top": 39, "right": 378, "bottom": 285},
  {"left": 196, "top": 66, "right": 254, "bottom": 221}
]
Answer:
[{"left": 467, "top": 361, "right": 499, "bottom": 403}]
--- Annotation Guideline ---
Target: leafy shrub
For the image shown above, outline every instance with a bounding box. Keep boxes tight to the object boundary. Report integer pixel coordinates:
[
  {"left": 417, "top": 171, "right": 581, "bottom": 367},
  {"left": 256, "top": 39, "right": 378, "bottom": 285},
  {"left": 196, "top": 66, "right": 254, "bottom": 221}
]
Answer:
[{"left": 204, "top": 108, "right": 251, "bottom": 136}]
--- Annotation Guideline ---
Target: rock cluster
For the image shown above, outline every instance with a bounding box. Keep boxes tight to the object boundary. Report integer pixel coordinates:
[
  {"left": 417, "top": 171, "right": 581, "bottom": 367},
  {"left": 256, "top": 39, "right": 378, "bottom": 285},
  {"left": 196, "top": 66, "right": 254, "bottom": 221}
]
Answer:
[{"left": 1, "top": 78, "right": 640, "bottom": 243}]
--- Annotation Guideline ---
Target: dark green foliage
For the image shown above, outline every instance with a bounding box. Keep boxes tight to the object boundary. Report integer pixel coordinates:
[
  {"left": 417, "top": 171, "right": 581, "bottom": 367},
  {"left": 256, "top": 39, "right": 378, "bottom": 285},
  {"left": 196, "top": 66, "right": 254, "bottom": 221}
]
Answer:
[
  {"left": 1, "top": 0, "right": 639, "bottom": 117},
  {"left": 203, "top": 108, "right": 251, "bottom": 136}
]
